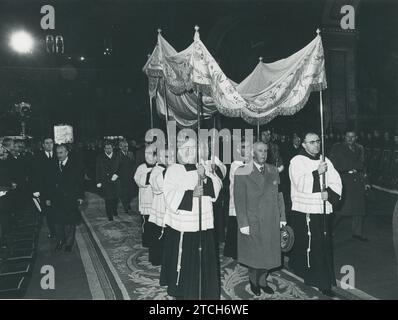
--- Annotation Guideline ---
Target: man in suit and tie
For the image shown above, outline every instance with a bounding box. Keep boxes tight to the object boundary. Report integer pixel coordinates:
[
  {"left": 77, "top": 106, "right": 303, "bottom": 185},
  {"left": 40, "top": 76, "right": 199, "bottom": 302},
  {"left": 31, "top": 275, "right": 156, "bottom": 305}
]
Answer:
[
  {"left": 44, "top": 144, "right": 84, "bottom": 252},
  {"left": 117, "top": 140, "right": 135, "bottom": 213},
  {"left": 96, "top": 141, "right": 121, "bottom": 221},
  {"left": 32, "top": 137, "right": 58, "bottom": 238},
  {"left": 234, "top": 141, "right": 286, "bottom": 296}
]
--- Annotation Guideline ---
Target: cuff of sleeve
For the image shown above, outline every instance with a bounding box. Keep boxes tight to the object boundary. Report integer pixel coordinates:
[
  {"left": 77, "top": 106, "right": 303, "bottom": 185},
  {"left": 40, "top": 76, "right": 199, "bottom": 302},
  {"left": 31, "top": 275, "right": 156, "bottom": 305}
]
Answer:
[
  {"left": 178, "top": 190, "right": 193, "bottom": 211},
  {"left": 326, "top": 187, "right": 341, "bottom": 208}
]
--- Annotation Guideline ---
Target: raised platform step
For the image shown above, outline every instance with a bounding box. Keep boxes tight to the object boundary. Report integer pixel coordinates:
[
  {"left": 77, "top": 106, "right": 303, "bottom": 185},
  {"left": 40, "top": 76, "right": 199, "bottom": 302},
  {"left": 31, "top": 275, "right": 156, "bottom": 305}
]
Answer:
[
  {"left": 0, "top": 248, "right": 35, "bottom": 262},
  {"left": 0, "top": 274, "right": 26, "bottom": 298},
  {"left": 0, "top": 260, "right": 31, "bottom": 276}
]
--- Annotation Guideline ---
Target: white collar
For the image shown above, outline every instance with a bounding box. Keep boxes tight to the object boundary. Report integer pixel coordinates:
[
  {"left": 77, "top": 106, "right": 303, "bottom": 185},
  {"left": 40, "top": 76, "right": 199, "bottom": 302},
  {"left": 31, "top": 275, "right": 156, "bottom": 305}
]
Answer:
[
  {"left": 253, "top": 161, "right": 264, "bottom": 171},
  {"left": 60, "top": 157, "right": 68, "bottom": 166},
  {"left": 106, "top": 152, "right": 113, "bottom": 159}
]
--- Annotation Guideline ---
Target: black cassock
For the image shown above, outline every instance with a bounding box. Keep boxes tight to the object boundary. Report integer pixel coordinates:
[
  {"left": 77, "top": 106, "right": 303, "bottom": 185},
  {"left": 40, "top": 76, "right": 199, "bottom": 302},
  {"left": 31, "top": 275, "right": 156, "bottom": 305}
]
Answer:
[
  {"left": 160, "top": 163, "right": 221, "bottom": 300},
  {"left": 289, "top": 152, "right": 341, "bottom": 291}
]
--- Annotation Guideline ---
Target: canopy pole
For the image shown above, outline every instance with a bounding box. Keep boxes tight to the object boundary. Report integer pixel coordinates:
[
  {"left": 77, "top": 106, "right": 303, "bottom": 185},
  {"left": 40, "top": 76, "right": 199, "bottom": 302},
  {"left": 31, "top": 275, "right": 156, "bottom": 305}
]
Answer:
[
  {"left": 147, "top": 53, "right": 154, "bottom": 130},
  {"left": 163, "top": 78, "right": 170, "bottom": 145},
  {"left": 257, "top": 119, "right": 260, "bottom": 142},
  {"left": 197, "top": 90, "right": 203, "bottom": 300},
  {"left": 211, "top": 114, "right": 216, "bottom": 172},
  {"left": 320, "top": 89, "right": 327, "bottom": 238},
  {"left": 316, "top": 28, "right": 327, "bottom": 238},
  {"left": 149, "top": 96, "right": 154, "bottom": 130}
]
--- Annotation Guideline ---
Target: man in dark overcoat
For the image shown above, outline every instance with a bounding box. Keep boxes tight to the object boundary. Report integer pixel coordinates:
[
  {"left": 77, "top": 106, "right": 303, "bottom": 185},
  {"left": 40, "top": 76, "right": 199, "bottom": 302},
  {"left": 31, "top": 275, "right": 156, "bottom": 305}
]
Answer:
[
  {"left": 117, "top": 140, "right": 135, "bottom": 213},
  {"left": 32, "top": 137, "right": 58, "bottom": 238},
  {"left": 44, "top": 144, "right": 84, "bottom": 252},
  {"left": 96, "top": 141, "right": 121, "bottom": 221},
  {"left": 234, "top": 141, "right": 286, "bottom": 296},
  {"left": 329, "top": 129, "right": 371, "bottom": 241}
]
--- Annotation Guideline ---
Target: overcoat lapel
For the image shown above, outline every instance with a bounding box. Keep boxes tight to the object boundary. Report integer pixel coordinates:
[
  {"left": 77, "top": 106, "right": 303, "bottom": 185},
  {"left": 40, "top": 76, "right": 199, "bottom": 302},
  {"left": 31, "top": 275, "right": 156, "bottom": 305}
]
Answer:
[{"left": 248, "top": 165, "right": 265, "bottom": 189}]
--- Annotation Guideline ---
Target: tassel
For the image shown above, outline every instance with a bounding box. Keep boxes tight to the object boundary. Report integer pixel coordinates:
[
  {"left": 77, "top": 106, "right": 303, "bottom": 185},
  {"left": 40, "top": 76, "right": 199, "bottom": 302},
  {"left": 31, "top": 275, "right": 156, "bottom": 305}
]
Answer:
[
  {"left": 306, "top": 213, "right": 312, "bottom": 268},
  {"left": 141, "top": 216, "right": 146, "bottom": 234},
  {"left": 158, "top": 227, "right": 165, "bottom": 240},
  {"left": 176, "top": 232, "right": 184, "bottom": 285}
]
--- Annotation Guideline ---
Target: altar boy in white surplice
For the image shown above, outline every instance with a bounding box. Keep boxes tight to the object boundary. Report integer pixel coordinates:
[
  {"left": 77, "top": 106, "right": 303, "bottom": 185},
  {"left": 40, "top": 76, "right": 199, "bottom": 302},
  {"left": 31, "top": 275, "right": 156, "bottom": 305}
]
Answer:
[
  {"left": 147, "top": 147, "right": 169, "bottom": 266},
  {"left": 133, "top": 143, "right": 156, "bottom": 248}
]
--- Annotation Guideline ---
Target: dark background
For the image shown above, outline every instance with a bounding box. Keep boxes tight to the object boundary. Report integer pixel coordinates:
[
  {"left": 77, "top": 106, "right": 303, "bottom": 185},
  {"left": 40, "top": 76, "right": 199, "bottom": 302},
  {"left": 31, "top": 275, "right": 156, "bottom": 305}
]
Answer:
[{"left": 0, "top": 0, "right": 396, "bottom": 140}]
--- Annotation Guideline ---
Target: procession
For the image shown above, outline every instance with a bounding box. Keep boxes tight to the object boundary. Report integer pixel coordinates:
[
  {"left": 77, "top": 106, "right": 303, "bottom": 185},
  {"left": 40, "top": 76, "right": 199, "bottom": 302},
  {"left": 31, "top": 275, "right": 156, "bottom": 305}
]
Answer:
[{"left": 0, "top": 0, "right": 397, "bottom": 302}]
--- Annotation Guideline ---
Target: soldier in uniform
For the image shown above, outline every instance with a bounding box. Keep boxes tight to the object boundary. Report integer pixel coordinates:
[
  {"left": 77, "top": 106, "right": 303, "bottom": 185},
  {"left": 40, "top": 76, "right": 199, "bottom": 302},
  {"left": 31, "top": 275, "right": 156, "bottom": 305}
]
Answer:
[{"left": 330, "top": 129, "right": 371, "bottom": 241}]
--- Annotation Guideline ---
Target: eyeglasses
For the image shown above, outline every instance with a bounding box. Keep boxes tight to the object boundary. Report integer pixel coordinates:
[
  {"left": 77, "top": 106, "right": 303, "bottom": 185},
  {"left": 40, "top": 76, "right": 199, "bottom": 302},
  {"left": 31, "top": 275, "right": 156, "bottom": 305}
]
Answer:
[{"left": 305, "top": 140, "right": 321, "bottom": 145}]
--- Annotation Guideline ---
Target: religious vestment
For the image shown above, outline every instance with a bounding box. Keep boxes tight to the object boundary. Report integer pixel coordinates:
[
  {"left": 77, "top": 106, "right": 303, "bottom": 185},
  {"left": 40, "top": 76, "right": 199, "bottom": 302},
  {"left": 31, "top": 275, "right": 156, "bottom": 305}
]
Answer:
[
  {"left": 160, "top": 162, "right": 222, "bottom": 299},
  {"left": 134, "top": 162, "right": 155, "bottom": 248},
  {"left": 288, "top": 149, "right": 342, "bottom": 291},
  {"left": 203, "top": 156, "right": 227, "bottom": 244},
  {"left": 147, "top": 163, "right": 167, "bottom": 266},
  {"left": 223, "top": 160, "right": 244, "bottom": 260}
]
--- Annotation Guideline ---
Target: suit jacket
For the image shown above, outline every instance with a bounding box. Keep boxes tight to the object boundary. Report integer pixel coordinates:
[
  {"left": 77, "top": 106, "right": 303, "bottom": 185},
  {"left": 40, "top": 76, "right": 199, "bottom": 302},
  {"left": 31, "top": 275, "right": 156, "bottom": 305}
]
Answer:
[
  {"left": 45, "top": 157, "right": 84, "bottom": 224},
  {"left": 117, "top": 150, "right": 135, "bottom": 188},
  {"left": 234, "top": 163, "right": 286, "bottom": 269},
  {"left": 329, "top": 142, "right": 367, "bottom": 216},
  {"left": 32, "top": 151, "right": 58, "bottom": 199},
  {"left": 96, "top": 153, "right": 121, "bottom": 199}
]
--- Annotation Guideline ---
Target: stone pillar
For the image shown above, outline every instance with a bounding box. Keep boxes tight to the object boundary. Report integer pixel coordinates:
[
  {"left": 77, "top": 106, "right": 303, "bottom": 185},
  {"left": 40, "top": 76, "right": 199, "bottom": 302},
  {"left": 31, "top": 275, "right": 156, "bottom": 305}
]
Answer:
[
  {"left": 322, "top": 28, "right": 358, "bottom": 133},
  {"left": 321, "top": 0, "right": 361, "bottom": 133}
]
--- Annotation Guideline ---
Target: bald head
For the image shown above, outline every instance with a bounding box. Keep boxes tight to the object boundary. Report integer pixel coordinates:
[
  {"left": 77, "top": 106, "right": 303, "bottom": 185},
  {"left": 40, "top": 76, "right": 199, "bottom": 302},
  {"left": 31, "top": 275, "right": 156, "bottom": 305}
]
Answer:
[{"left": 253, "top": 141, "right": 268, "bottom": 165}]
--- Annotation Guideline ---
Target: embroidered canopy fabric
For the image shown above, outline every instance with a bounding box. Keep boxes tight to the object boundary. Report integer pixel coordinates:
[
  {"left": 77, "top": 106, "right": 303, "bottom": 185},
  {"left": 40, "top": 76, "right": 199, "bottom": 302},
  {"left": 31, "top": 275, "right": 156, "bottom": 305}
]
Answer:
[{"left": 143, "top": 29, "right": 327, "bottom": 127}]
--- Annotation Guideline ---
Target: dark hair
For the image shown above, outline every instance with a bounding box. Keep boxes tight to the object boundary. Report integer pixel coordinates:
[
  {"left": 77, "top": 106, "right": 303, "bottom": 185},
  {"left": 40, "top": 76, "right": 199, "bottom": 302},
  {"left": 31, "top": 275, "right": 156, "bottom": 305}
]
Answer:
[
  {"left": 103, "top": 141, "right": 113, "bottom": 147},
  {"left": 301, "top": 131, "right": 319, "bottom": 142},
  {"left": 344, "top": 128, "right": 356, "bottom": 135},
  {"left": 42, "top": 137, "right": 54, "bottom": 143},
  {"left": 56, "top": 144, "right": 68, "bottom": 152}
]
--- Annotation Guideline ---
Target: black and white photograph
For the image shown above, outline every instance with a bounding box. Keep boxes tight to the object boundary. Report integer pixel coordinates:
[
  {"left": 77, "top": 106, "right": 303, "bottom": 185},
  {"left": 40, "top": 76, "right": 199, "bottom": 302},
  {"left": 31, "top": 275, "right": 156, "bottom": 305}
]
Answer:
[{"left": 0, "top": 0, "right": 397, "bottom": 305}]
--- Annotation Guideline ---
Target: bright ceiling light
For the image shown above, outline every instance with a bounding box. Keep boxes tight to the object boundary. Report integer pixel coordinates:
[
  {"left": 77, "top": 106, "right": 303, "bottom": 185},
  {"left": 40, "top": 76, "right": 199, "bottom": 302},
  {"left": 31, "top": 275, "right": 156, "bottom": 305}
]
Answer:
[{"left": 9, "top": 31, "right": 34, "bottom": 54}]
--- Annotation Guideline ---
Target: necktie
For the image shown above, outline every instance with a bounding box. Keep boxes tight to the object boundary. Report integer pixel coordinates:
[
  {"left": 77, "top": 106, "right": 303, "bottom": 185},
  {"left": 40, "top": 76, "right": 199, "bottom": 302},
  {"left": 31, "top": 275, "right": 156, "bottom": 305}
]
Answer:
[
  {"left": 59, "top": 161, "right": 63, "bottom": 172},
  {"left": 259, "top": 166, "right": 264, "bottom": 174}
]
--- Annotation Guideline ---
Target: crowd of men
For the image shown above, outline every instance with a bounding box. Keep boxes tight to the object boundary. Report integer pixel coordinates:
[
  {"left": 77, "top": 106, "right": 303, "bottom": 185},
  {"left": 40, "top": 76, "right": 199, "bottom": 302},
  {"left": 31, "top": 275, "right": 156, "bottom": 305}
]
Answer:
[{"left": 0, "top": 127, "right": 397, "bottom": 299}]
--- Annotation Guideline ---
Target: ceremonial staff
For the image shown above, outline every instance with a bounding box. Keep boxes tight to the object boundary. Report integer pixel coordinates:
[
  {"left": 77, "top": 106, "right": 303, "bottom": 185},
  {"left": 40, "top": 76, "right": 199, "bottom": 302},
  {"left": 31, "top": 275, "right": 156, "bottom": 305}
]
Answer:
[
  {"left": 147, "top": 53, "right": 154, "bottom": 130},
  {"left": 317, "top": 28, "right": 327, "bottom": 237},
  {"left": 194, "top": 24, "right": 204, "bottom": 300},
  {"left": 197, "top": 90, "right": 203, "bottom": 300}
]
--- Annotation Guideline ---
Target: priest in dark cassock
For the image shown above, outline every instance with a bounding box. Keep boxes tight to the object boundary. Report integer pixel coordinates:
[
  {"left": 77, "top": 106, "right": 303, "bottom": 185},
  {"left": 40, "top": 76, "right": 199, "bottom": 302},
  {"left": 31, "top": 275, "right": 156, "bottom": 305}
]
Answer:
[
  {"left": 234, "top": 141, "right": 286, "bottom": 296},
  {"left": 289, "top": 132, "right": 342, "bottom": 297},
  {"left": 329, "top": 129, "right": 371, "bottom": 241},
  {"left": 160, "top": 138, "right": 222, "bottom": 300},
  {"left": 147, "top": 147, "right": 169, "bottom": 266},
  {"left": 134, "top": 143, "right": 157, "bottom": 248}
]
